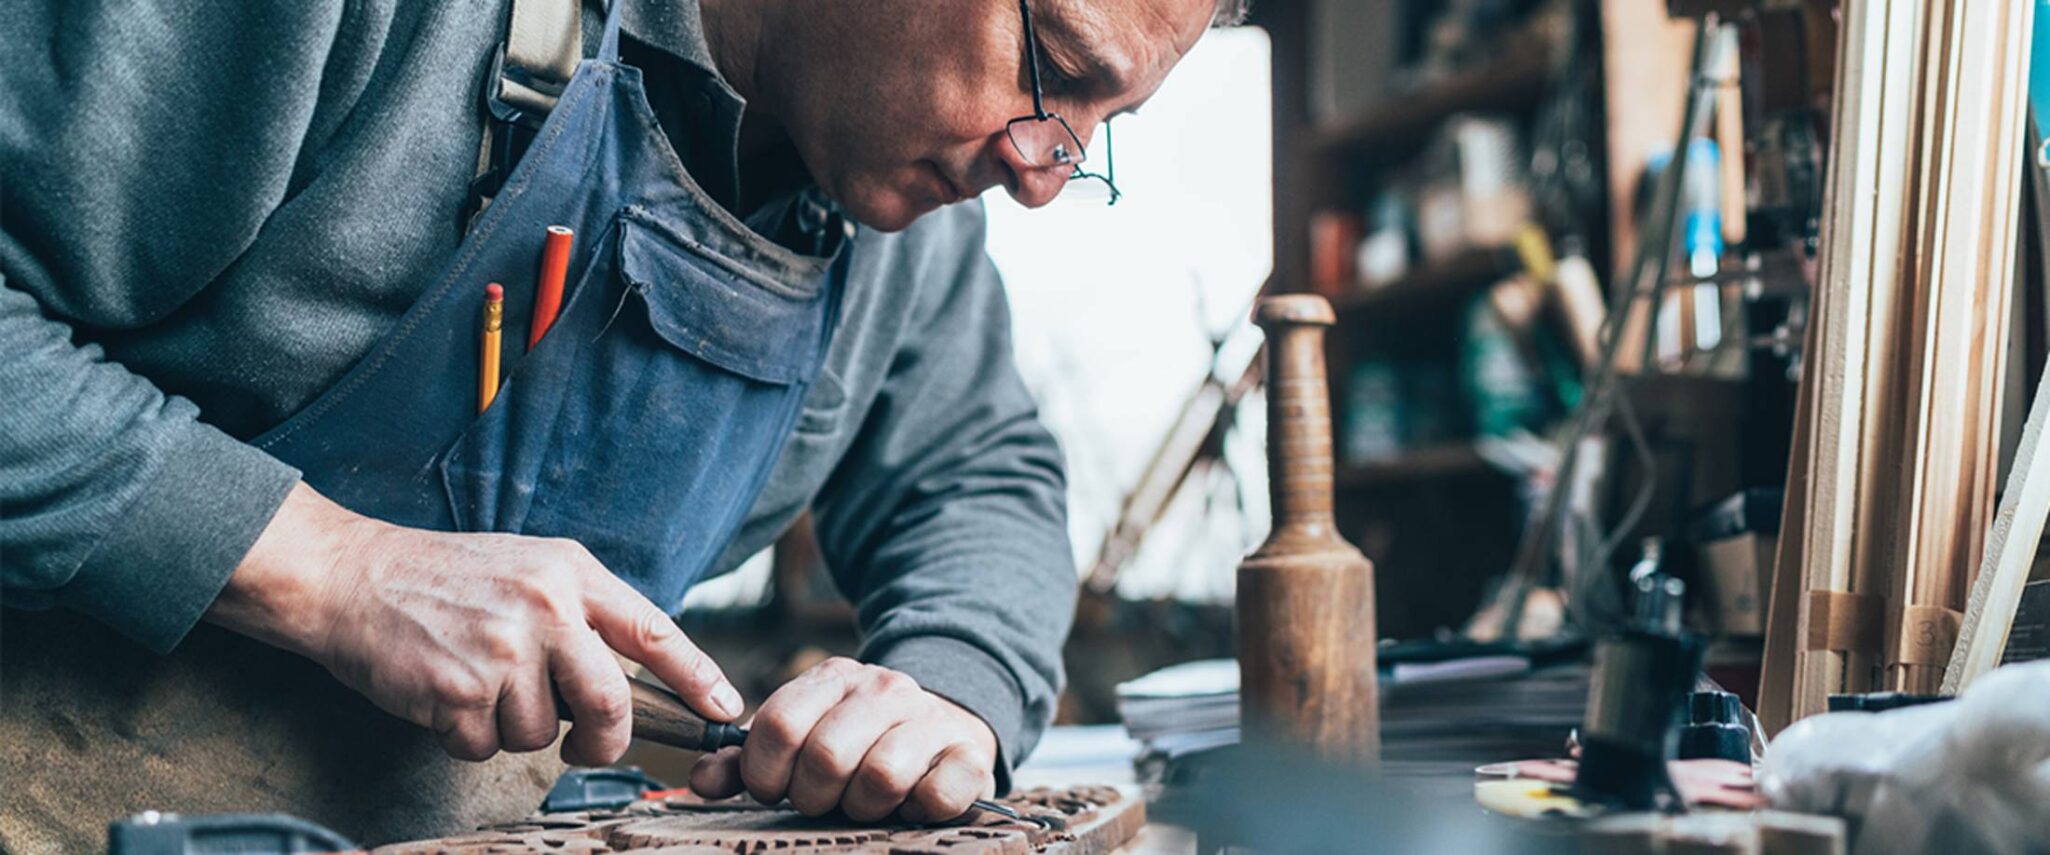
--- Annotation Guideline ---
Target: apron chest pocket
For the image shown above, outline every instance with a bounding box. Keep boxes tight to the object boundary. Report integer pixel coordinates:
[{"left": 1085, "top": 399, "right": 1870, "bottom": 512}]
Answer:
[{"left": 440, "top": 207, "right": 831, "bottom": 598}]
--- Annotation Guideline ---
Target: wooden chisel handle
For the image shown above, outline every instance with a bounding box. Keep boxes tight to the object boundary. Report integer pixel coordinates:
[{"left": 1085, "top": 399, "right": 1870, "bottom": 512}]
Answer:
[{"left": 557, "top": 675, "right": 749, "bottom": 753}]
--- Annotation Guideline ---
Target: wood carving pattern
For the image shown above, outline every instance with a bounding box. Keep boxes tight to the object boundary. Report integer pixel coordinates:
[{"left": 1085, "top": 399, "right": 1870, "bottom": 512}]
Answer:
[
  {"left": 607, "top": 815, "right": 895, "bottom": 852},
  {"left": 372, "top": 786, "right": 1140, "bottom": 855}
]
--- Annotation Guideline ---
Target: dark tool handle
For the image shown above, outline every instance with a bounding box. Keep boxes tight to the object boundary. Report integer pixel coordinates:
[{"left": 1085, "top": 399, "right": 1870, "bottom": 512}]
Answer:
[
  {"left": 557, "top": 675, "right": 747, "bottom": 753},
  {"left": 627, "top": 677, "right": 749, "bottom": 752}
]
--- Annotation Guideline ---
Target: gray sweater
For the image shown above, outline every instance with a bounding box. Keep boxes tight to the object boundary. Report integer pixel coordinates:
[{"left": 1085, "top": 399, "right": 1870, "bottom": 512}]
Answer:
[{"left": 0, "top": 0, "right": 1073, "bottom": 777}]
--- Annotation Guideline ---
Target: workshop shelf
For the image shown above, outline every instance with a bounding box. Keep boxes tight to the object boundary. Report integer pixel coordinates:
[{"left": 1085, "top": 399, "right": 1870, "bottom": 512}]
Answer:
[
  {"left": 1328, "top": 245, "right": 1519, "bottom": 322},
  {"left": 1303, "top": 29, "right": 1554, "bottom": 159},
  {"left": 1336, "top": 443, "right": 1493, "bottom": 489}
]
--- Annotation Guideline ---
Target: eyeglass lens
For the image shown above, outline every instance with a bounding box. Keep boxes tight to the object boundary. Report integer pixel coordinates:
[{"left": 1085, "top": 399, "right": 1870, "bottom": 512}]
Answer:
[{"left": 1007, "top": 117, "right": 1085, "bottom": 169}]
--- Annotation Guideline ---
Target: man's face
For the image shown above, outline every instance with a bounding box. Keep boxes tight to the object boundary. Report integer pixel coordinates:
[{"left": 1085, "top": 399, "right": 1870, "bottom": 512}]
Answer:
[{"left": 759, "top": 0, "right": 1215, "bottom": 231}]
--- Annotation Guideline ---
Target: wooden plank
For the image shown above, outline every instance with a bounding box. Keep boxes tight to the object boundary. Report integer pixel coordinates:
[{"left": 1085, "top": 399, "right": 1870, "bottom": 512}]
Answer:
[
  {"left": 1713, "top": 27, "right": 1748, "bottom": 249},
  {"left": 1958, "top": 120, "right": 2050, "bottom": 688},
  {"left": 1961, "top": 0, "right": 2034, "bottom": 607},
  {"left": 1784, "top": 0, "right": 1925, "bottom": 719},
  {"left": 1920, "top": 0, "right": 2040, "bottom": 695},
  {"left": 1883, "top": 0, "right": 1965, "bottom": 694},
  {"left": 1944, "top": 354, "right": 2050, "bottom": 693},
  {"left": 1882, "top": 0, "right": 2031, "bottom": 693},
  {"left": 1758, "top": 308, "right": 1819, "bottom": 736},
  {"left": 1837, "top": 0, "right": 1928, "bottom": 700},
  {"left": 1763, "top": 0, "right": 1879, "bottom": 730}
]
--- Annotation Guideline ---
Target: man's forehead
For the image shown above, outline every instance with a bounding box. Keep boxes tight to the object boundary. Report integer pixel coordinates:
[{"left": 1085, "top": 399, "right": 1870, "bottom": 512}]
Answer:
[
  {"left": 1039, "top": 0, "right": 1214, "bottom": 80},
  {"left": 1041, "top": 0, "right": 1214, "bottom": 48}
]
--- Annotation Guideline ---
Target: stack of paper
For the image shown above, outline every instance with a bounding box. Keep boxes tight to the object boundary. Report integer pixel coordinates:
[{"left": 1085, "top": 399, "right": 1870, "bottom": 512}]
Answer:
[
  {"left": 1114, "top": 658, "right": 1239, "bottom": 759},
  {"left": 1381, "top": 662, "right": 1588, "bottom": 778},
  {"left": 1115, "top": 653, "right": 1577, "bottom": 770}
]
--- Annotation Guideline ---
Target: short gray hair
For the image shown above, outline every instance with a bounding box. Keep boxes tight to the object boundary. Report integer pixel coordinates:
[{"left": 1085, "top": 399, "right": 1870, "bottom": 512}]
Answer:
[{"left": 1211, "top": 0, "right": 1250, "bottom": 26}]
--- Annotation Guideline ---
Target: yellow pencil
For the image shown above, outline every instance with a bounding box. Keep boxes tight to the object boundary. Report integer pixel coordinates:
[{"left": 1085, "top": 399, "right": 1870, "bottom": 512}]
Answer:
[{"left": 480, "top": 282, "right": 503, "bottom": 413}]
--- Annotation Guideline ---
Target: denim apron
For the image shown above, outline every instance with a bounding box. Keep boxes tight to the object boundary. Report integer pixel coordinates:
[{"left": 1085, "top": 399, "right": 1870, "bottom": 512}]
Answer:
[{"left": 252, "top": 1, "right": 844, "bottom": 610}]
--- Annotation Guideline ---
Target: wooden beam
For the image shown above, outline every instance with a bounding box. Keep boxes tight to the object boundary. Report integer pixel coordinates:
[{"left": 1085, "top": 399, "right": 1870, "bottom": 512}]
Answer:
[
  {"left": 1883, "top": 0, "right": 2033, "bottom": 693},
  {"left": 1837, "top": 0, "right": 1927, "bottom": 701},
  {"left": 1779, "top": 0, "right": 1925, "bottom": 721},
  {"left": 1758, "top": 302, "right": 1819, "bottom": 735},
  {"left": 1943, "top": 353, "right": 2050, "bottom": 693}
]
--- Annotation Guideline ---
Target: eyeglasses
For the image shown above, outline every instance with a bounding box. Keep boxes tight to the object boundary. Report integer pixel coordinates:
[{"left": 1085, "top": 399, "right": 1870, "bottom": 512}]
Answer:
[{"left": 1006, "top": 0, "right": 1121, "bottom": 205}]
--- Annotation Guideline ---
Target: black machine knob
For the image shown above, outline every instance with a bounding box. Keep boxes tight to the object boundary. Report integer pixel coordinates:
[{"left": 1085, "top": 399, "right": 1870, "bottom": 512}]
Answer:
[{"left": 1676, "top": 690, "right": 1751, "bottom": 763}]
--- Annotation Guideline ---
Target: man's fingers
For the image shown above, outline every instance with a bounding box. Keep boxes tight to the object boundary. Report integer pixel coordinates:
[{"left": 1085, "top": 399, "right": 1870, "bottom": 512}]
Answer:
[
  {"left": 786, "top": 689, "right": 913, "bottom": 816},
  {"left": 899, "top": 742, "right": 995, "bottom": 824},
  {"left": 742, "top": 659, "right": 861, "bottom": 805},
  {"left": 841, "top": 722, "right": 933, "bottom": 823},
  {"left": 435, "top": 702, "right": 502, "bottom": 762},
  {"left": 553, "top": 629, "right": 633, "bottom": 766},
  {"left": 580, "top": 565, "right": 742, "bottom": 721},
  {"left": 690, "top": 746, "right": 747, "bottom": 799},
  {"left": 495, "top": 664, "right": 561, "bottom": 755}
]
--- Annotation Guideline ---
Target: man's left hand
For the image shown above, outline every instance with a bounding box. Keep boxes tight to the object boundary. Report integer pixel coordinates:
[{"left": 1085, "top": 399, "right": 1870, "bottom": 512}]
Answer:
[{"left": 687, "top": 657, "right": 998, "bottom": 822}]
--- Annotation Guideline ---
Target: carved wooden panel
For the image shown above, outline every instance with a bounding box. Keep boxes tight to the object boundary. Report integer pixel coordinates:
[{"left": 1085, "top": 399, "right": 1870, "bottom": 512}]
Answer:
[{"left": 372, "top": 785, "right": 1143, "bottom": 855}]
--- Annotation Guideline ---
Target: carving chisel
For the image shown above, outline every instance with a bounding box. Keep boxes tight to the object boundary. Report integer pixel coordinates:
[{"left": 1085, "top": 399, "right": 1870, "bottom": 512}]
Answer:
[{"left": 565, "top": 675, "right": 1063, "bottom": 830}]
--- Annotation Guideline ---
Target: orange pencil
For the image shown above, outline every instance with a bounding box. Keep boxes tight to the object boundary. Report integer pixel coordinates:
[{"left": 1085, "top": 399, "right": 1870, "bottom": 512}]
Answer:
[
  {"left": 480, "top": 283, "right": 504, "bottom": 413},
  {"left": 529, "top": 225, "right": 574, "bottom": 350}
]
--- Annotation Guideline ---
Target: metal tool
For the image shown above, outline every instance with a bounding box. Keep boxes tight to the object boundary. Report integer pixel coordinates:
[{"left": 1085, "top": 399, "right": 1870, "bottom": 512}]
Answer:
[
  {"left": 956, "top": 797, "right": 1063, "bottom": 830},
  {"left": 587, "top": 676, "right": 1066, "bottom": 831}
]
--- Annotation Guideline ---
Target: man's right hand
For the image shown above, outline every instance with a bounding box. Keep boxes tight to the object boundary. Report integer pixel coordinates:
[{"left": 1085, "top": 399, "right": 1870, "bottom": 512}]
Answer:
[{"left": 204, "top": 482, "right": 743, "bottom": 766}]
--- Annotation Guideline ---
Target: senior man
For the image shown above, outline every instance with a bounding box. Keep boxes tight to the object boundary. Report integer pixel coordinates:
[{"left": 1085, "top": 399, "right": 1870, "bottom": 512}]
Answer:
[{"left": 0, "top": 0, "right": 1240, "bottom": 847}]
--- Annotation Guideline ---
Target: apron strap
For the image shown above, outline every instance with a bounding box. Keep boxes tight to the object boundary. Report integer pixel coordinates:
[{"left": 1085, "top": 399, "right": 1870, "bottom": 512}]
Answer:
[
  {"left": 499, "top": 0, "right": 584, "bottom": 117},
  {"left": 467, "top": 0, "right": 602, "bottom": 232},
  {"left": 598, "top": 0, "right": 625, "bottom": 64}
]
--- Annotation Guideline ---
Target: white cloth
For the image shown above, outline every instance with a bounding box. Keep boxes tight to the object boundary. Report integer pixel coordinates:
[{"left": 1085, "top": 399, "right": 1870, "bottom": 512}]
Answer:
[{"left": 1761, "top": 660, "right": 2050, "bottom": 854}]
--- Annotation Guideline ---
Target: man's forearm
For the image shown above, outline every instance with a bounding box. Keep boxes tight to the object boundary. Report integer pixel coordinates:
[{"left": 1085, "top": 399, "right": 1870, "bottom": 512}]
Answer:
[{"left": 807, "top": 207, "right": 1077, "bottom": 783}]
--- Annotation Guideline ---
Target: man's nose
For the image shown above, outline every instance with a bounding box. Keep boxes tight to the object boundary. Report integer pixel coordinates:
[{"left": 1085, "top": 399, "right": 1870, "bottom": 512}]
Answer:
[
  {"left": 992, "top": 137, "right": 1071, "bottom": 208},
  {"left": 996, "top": 112, "right": 1103, "bottom": 207}
]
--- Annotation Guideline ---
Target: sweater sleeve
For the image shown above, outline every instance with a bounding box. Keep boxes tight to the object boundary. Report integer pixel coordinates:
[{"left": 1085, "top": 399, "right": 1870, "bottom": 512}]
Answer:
[
  {"left": 0, "top": 276, "right": 301, "bottom": 652},
  {"left": 0, "top": 0, "right": 344, "bottom": 651},
  {"left": 809, "top": 203, "right": 1075, "bottom": 792}
]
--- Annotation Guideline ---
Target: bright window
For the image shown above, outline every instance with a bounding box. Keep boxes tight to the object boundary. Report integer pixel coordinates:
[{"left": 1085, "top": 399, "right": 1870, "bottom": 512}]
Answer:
[{"left": 989, "top": 27, "right": 1275, "bottom": 602}]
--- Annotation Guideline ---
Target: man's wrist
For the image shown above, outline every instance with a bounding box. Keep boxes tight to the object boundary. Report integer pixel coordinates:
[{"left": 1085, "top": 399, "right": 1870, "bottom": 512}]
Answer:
[
  {"left": 204, "top": 482, "right": 366, "bottom": 659},
  {"left": 931, "top": 691, "right": 1001, "bottom": 762}
]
